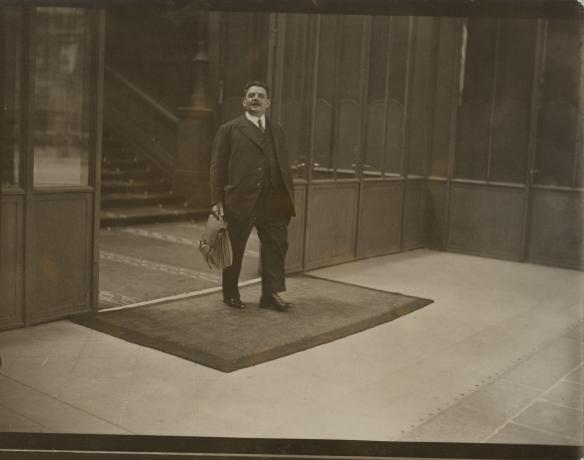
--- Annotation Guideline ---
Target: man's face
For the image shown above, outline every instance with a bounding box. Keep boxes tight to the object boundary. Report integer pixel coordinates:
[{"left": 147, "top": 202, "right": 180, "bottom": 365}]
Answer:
[{"left": 242, "top": 85, "right": 271, "bottom": 117}]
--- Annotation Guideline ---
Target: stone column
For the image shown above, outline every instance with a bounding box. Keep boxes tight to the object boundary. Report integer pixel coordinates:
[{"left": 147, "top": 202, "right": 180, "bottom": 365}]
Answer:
[{"left": 175, "top": 11, "right": 213, "bottom": 209}]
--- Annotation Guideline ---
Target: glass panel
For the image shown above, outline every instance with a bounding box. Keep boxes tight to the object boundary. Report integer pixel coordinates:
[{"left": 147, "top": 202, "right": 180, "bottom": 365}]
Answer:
[
  {"left": 312, "top": 14, "right": 336, "bottom": 179},
  {"left": 490, "top": 19, "right": 537, "bottom": 184},
  {"left": 576, "top": 30, "right": 584, "bottom": 189},
  {"left": 430, "top": 18, "right": 460, "bottom": 178},
  {"left": 407, "top": 17, "right": 437, "bottom": 176},
  {"left": 454, "top": 18, "right": 497, "bottom": 180},
  {"left": 534, "top": 19, "right": 582, "bottom": 187},
  {"left": 335, "top": 15, "right": 364, "bottom": 178},
  {"left": 384, "top": 16, "right": 409, "bottom": 176},
  {"left": 280, "top": 14, "right": 310, "bottom": 181},
  {"left": 33, "top": 7, "right": 91, "bottom": 187},
  {"left": 363, "top": 16, "right": 389, "bottom": 177},
  {"left": 1, "top": 8, "right": 23, "bottom": 188}
]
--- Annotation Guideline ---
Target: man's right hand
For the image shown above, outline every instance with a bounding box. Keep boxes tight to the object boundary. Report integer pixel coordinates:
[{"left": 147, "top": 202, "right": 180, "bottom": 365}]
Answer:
[{"left": 211, "top": 202, "right": 224, "bottom": 220}]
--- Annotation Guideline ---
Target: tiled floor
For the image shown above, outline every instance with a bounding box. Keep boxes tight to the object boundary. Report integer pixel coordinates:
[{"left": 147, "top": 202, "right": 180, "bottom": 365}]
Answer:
[
  {"left": 98, "top": 222, "right": 260, "bottom": 308},
  {"left": 0, "top": 249, "right": 582, "bottom": 443}
]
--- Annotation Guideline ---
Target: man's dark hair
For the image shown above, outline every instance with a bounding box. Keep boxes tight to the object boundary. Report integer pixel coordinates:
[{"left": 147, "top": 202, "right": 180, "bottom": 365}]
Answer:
[{"left": 243, "top": 80, "right": 270, "bottom": 98}]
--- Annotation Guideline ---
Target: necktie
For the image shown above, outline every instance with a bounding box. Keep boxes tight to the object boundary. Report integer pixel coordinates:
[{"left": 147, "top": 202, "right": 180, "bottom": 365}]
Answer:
[{"left": 258, "top": 118, "right": 265, "bottom": 133}]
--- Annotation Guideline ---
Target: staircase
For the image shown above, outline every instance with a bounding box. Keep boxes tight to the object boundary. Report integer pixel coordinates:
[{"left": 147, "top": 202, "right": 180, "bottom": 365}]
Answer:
[{"left": 100, "top": 131, "right": 207, "bottom": 227}]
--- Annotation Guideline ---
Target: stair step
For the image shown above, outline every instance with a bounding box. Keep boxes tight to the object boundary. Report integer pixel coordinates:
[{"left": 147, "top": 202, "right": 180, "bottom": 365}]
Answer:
[
  {"left": 102, "top": 139, "right": 124, "bottom": 149},
  {"left": 102, "top": 168, "right": 163, "bottom": 180},
  {"left": 100, "top": 205, "right": 209, "bottom": 227},
  {"left": 101, "top": 192, "right": 184, "bottom": 208},
  {"left": 103, "top": 143, "right": 134, "bottom": 152},
  {"left": 103, "top": 152, "right": 138, "bottom": 163},
  {"left": 103, "top": 153, "right": 136, "bottom": 163},
  {"left": 103, "top": 157, "right": 147, "bottom": 168},
  {"left": 101, "top": 179, "right": 170, "bottom": 194},
  {"left": 100, "top": 129, "right": 199, "bottom": 226}
]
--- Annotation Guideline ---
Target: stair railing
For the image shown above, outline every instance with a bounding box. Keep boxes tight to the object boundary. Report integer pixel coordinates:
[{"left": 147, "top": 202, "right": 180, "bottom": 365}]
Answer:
[{"left": 103, "top": 65, "right": 178, "bottom": 176}]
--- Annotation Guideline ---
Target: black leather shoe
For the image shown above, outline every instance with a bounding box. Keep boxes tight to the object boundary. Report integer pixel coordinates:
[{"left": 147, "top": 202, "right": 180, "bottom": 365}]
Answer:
[
  {"left": 259, "top": 293, "right": 292, "bottom": 311},
  {"left": 223, "top": 297, "right": 246, "bottom": 309}
]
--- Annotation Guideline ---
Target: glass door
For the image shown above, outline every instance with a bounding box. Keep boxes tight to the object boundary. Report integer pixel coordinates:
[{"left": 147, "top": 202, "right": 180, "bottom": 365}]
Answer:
[{"left": 355, "top": 16, "right": 412, "bottom": 258}]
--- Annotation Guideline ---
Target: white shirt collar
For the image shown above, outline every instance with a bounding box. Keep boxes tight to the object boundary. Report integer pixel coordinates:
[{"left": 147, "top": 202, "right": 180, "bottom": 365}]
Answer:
[{"left": 245, "top": 112, "right": 266, "bottom": 128}]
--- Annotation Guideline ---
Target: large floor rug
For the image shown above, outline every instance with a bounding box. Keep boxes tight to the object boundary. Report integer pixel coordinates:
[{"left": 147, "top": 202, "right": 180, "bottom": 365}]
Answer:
[{"left": 70, "top": 275, "right": 433, "bottom": 372}]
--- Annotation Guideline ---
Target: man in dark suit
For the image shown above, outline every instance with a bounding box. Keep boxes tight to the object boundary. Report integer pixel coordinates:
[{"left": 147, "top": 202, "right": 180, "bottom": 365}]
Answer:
[{"left": 210, "top": 80, "right": 295, "bottom": 311}]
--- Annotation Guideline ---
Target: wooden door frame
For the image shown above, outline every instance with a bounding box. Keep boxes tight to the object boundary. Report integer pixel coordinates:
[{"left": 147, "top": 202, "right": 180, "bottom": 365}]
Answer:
[
  {"left": 91, "top": 9, "right": 106, "bottom": 312},
  {"left": 520, "top": 18, "right": 547, "bottom": 262},
  {"left": 22, "top": 7, "right": 35, "bottom": 326},
  {"left": 18, "top": 8, "right": 105, "bottom": 323},
  {"left": 0, "top": 7, "right": 5, "bottom": 270}
]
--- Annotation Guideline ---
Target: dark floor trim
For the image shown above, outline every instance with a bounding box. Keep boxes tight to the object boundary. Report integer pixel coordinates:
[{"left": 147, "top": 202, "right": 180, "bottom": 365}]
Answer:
[
  {"left": 2, "top": 0, "right": 583, "bottom": 19},
  {"left": 0, "top": 434, "right": 581, "bottom": 459}
]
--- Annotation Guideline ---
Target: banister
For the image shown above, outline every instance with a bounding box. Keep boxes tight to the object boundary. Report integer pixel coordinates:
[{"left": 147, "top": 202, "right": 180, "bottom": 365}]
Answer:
[{"left": 104, "top": 65, "right": 179, "bottom": 125}]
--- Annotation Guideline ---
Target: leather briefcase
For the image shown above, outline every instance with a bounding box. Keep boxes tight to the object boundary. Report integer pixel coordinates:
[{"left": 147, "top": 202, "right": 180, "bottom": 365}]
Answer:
[{"left": 198, "top": 213, "right": 233, "bottom": 269}]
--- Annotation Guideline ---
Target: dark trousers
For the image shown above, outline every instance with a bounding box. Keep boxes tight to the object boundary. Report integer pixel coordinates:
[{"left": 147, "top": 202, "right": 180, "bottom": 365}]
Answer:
[{"left": 222, "top": 184, "right": 291, "bottom": 300}]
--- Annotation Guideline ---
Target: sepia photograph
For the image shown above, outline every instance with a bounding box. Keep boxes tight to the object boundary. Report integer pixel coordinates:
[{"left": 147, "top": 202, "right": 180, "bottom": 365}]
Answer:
[{"left": 0, "top": 0, "right": 583, "bottom": 458}]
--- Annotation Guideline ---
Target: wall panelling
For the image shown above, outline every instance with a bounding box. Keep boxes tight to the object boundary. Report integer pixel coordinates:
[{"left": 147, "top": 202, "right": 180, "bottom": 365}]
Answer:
[
  {"left": 30, "top": 193, "right": 93, "bottom": 323},
  {"left": 448, "top": 183, "right": 525, "bottom": 260},
  {"left": 527, "top": 189, "right": 584, "bottom": 269},
  {"left": 286, "top": 184, "right": 306, "bottom": 273},
  {"left": 0, "top": 195, "right": 25, "bottom": 330},
  {"left": 304, "top": 182, "right": 359, "bottom": 269},
  {"left": 356, "top": 180, "right": 404, "bottom": 258},
  {"left": 402, "top": 178, "right": 427, "bottom": 250},
  {"left": 426, "top": 180, "right": 448, "bottom": 250}
]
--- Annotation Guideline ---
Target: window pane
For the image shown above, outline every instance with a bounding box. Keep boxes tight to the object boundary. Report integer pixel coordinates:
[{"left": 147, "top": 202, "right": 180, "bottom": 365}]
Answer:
[
  {"left": 385, "top": 16, "right": 409, "bottom": 175},
  {"left": 1, "top": 8, "right": 23, "bottom": 188},
  {"left": 407, "top": 17, "right": 438, "bottom": 176},
  {"left": 280, "top": 14, "right": 311, "bottom": 180},
  {"left": 313, "top": 14, "right": 336, "bottom": 179},
  {"left": 490, "top": 19, "right": 537, "bottom": 184},
  {"left": 454, "top": 18, "right": 497, "bottom": 180},
  {"left": 430, "top": 18, "right": 460, "bottom": 178},
  {"left": 33, "top": 7, "right": 91, "bottom": 187},
  {"left": 364, "top": 16, "right": 389, "bottom": 177},
  {"left": 335, "top": 15, "right": 364, "bottom": 177},
  {"left": 534, "top": 19, "right": 582, "bottom": 187}
]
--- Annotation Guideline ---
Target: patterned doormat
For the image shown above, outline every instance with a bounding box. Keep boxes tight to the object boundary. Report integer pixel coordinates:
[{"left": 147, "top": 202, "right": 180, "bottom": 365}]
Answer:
[{"left": 70, "top": 275, "right": 433, "bottom": 372}]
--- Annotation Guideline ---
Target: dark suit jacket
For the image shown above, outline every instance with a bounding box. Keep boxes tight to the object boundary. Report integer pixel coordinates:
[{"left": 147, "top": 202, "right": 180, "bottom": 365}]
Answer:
[{"left": 210, "top": 115, "right": 295, "bottom": 221}]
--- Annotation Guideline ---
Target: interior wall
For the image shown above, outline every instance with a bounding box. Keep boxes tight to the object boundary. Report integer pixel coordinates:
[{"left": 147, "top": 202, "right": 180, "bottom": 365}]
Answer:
[
  {"left": 445, "top": 18, "right": 583, "bottom": 268},
  {"left": 270, "top": 13, "right": 583, "bottom": 271},
  {"left": 103, "top": 10, "right": 584, "bottom": 275},
  {"left": 271, "top": 14, "right": 441, "bottom": 269},
  {"left": 525, "top": 19, "right": 584, "bottom": 269},
  {"left": 0, "top": 195, "right": 25, "bottom": 330}
]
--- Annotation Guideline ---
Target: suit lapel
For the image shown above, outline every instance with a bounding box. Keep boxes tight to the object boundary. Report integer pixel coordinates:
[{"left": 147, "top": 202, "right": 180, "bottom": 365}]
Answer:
[{"left": 236, "top": 116, "right": 264, "bottom": 150}]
